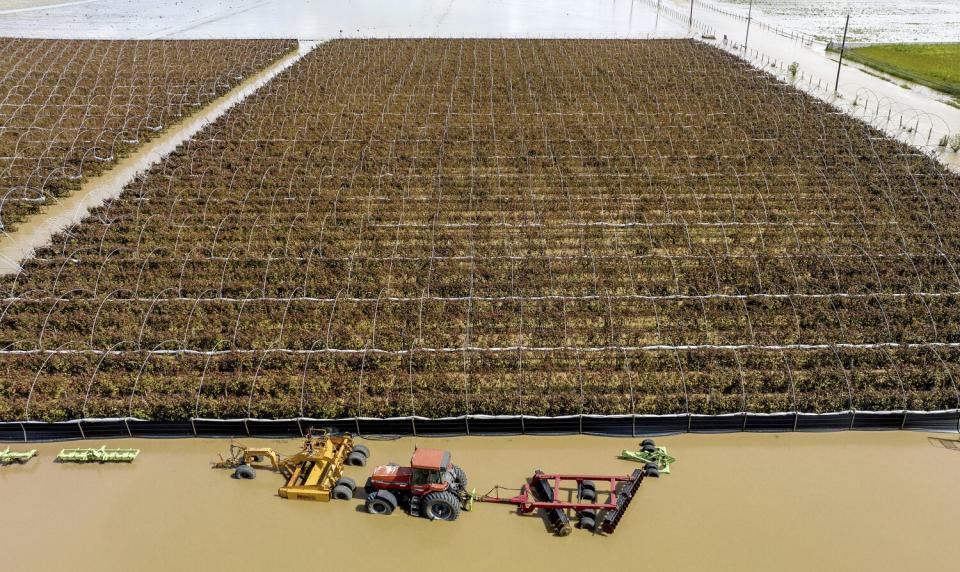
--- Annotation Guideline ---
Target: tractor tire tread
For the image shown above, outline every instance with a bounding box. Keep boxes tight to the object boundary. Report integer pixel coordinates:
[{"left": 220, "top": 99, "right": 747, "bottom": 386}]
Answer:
[
  {"left": 422, "top": 490, "right": 462, "bottom": 521},
  {"left": 451, "top": 464, "right": 468, "bottom": 489},
  {"left": 365, "top": 490, "right": 398, "bottom": 515}
]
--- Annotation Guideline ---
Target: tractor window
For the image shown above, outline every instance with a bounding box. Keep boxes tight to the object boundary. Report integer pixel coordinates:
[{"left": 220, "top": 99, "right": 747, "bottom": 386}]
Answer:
[{"left": 412, "top": 469, "right": 439, "bottom": 485}]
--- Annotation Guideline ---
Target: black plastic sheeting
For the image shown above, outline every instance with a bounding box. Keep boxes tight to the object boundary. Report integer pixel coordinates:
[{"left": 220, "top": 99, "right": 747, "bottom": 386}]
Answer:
[{"left": 1, "top": 411, "right": 958, "bottom": 442}]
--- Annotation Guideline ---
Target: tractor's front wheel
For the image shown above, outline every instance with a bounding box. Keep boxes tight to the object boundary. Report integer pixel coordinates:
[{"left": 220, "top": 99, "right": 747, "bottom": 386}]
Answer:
[
  {"left": 423, "top": 491, "right": 462, "bottom": 521},
  {"left": 365, "top": 490, "right": 398, "bottom": 515}
]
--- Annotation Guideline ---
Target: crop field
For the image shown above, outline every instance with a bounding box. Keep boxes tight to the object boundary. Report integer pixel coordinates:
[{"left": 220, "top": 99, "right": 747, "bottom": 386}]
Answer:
[
  {"left": 845, "top": 43, "right": 960, "bottom": 98},
  {"left": 0, "top": 38, "right": 296, "bottom": 231},
  {"left": 1, "top": 38, "right": 960, "bottom": 424}
]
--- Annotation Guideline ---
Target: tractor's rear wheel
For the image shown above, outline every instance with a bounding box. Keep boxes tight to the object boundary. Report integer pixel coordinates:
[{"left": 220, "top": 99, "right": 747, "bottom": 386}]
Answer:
[
  {"left": 365, "top": 490, "right": 398, "bottom": 515},
  {"left": 423, "top": 491, "right": 462, "bottom": 521},
  {"left": 451, "top": 464, "right": 468, "bottom": 489},
  {"left": 234, "top": 464, "right": 256, "bottom": 480}
]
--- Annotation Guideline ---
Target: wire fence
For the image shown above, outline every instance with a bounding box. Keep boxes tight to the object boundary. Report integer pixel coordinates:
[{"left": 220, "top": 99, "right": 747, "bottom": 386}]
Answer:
[{"left": 2, "top": 410, "right": 959, "bottom": 442}]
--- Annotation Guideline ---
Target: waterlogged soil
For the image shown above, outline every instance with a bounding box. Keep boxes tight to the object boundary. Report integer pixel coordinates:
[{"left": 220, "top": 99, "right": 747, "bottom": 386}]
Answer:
[
  {"left": 711, "top": 0, "right": 960, "bottom": 43},
  {"left": 0, "top": 0, "right": 687, "bottom": 39},
  {"left": 0, "top": 432, "right": 957, "bottom": 571}
]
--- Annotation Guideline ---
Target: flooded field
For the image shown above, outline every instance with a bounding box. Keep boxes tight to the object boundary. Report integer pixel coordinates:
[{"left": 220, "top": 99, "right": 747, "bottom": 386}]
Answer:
[
  {"left": 0, "top": 0, "right": 686, "bottom": 39},
  {"left": 1, "top": 432, "right": 958, "bottom": 570},
  {"left": 710, "top": 0, "right": 960, "bottom": 43}
]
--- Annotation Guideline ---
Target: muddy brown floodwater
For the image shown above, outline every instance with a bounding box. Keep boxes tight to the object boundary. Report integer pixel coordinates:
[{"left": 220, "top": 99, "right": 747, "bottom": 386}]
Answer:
[{"left": 1, "top": 432, "right": 958, "bottom": 571}]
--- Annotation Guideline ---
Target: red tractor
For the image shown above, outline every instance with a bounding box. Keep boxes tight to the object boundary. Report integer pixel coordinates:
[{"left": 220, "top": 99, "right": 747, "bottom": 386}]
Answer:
[{"left": 364, "top": 447, "right": 471, "bottom": 521}]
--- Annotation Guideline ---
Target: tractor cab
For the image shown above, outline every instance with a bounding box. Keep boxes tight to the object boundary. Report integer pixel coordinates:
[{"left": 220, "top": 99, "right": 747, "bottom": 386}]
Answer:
[
  {"left": 410, "top": 448, "right": 451, "bottom": 489},
  {"left": 370, "top": 448, "right": 457, "bottom": 493}
]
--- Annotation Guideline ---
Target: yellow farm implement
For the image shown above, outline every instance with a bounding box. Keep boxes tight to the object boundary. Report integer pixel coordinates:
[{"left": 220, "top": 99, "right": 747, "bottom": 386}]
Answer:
[{"left": 213, "top": 429, "right": 369, "bottom": 502}]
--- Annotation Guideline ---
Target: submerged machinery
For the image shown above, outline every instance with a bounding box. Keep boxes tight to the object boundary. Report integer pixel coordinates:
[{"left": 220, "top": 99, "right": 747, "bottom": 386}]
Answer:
[
  {"left": 56, "top": 446, "right": 139, "bottom": 463},
  {"left": 477, "top": 467, "right": 654, "bottom": 536},
  {"left": 213, "top": 434, "right": 667, "bottom": 536},
  {"left": 214, "top": 429, "right": 368, "bottom": 501},
  {"left": 620, "top": 438, "right": 676, "bottom": 473},
  {"left": 365, "top": 447, "right": 473, "bottom": 520},
  {"left": 363, "top": 445, "right": 659, "bottom": 535},
  {"left": 0, "top": 447, "right": 37, "bottom": 465}
]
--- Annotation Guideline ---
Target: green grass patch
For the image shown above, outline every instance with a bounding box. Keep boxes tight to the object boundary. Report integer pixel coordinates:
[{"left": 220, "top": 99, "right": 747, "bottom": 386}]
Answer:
[{"left": 843, "top": 43, "right": 960, "bottom": 97}]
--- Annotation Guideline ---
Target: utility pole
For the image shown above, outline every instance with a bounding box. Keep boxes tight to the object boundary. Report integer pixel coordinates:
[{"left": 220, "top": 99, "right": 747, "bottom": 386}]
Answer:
[
  {"left": 689, "top": 0, "right": 694, "bottom": 27},
  {"left": 835, "top": 14, "right": 850, "bottom": 93},
  {"left": 744, "top": 0, "right": 753, "bottom": 50}
]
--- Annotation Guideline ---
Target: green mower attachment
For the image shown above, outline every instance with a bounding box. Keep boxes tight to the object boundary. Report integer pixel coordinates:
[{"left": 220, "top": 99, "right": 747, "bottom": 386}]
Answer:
[
  {"left": 56, "top": 446, "right": 139, "bottom": 463},
  {"left": 620, "top": 446, "right": 675, "bottom": 473},
  {"left": 0, "top": 447, "right": 38, "bottom": 465}
]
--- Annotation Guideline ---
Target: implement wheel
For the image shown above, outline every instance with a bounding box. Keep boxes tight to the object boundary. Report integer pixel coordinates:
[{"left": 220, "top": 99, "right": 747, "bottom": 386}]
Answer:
[
  {"left": 347, "top": 451, "right": 367, "bottom": 466},
  {"left": 580, "top": 480, "right": 596, "bottom": 496},
  {"left": 352, "top": 444, "right": 370, "bottom": 458},
  {"left": 332, "top": 476, "right": 356, "bottom": 500},
  {"left": 234, "top": 465, "right": 256, "bottom": 480},
  {"left": 365, "top": 490, "right": 398, "bottom": 515},
  {"left": 580, "top": 516, "right": 597, "bottom": 531},
  {"left": 423, "top": 491, "right": 461, "bottom": 521},
  {"left": 641, "top": 438, "right": 656, "bottom": 453}
]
